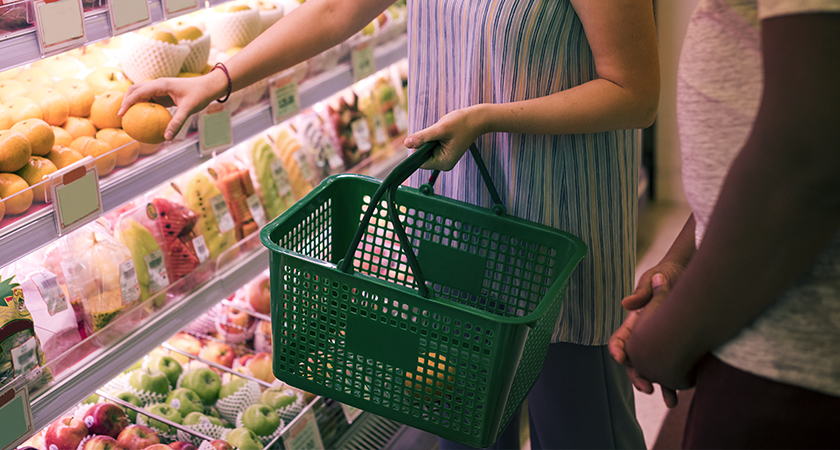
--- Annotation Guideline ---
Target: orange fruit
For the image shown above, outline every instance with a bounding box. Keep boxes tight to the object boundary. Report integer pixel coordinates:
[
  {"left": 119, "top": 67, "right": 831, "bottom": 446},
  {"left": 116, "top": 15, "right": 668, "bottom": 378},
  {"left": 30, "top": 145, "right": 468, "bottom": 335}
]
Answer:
[
  {"left": 95, "top": 128, "right": 139, "bottom": 167},
  {"left": 63, "top": 117, "right": 97, "bottom": 140},
  {"left": 89, "top": 90, "right": 124, "bottom": 129},
  {"left": 0, "top": 110, "right": 13, "bottom": 131},
  {"left": 15, "top": 156, "right": 58, "bottom": 203},
  {"left": 47, "top": 145, "right": 84, "bottom": 169},
  {"left": 70, "top": 136, "right": 116, "bottom": 176},
  {"left": 13, "top": 68, "right": 53, "bottom": 91},
  {"left": 0, "top": 79, "right": 28, "bottom": 102},
  {"left": 138, "top": 142, "right": 162, "bottom": 156},
  {"left": 2, "top": 97, "right": 43, "bottom": 123},
  {"left": 121, "top": 102, "right": 172, "bottom": 144},
  {"left": 0, "top": 129, "right": 33, "bottom": 172},
  {"left": 53, "top": 79, "right": 95, "bottom": 117},
  {"left": 27, "top": 87, "right": 70, "bottom": 127},
  {"left": 53, "top": 126, "right": 73, "bottom": 146},
  {"left": 0, "top": 197, "right": 4, "bottom": 222},
  {"left": 11, "top": 119, "right": 55, "bottom": 156},
  {"left": 0, "top": 173, "right": 33, "bottom": 215}
]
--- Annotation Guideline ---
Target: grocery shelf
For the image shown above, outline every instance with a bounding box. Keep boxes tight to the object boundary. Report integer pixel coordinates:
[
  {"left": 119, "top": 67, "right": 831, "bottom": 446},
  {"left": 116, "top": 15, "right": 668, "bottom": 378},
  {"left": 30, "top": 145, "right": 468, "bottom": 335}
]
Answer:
[
  {"left": 27, "top": 243, "right": 270, "bottom": 432},
  {"left": 0, "top": 34, "right": 408, "bottom": 269}
]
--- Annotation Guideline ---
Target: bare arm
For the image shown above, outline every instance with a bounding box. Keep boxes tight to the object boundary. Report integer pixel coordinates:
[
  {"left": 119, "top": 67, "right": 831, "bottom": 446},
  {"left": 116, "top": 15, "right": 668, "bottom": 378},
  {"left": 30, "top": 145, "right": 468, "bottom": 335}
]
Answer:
[
  {"left": 626, "top": 12, "right": 840, "bottom": 389},
  {"left": 120, "top": 0, "right": 393, "bottom": 139},
  {"left": 405, "top": 0, "right": 659, "bottom": 170}
]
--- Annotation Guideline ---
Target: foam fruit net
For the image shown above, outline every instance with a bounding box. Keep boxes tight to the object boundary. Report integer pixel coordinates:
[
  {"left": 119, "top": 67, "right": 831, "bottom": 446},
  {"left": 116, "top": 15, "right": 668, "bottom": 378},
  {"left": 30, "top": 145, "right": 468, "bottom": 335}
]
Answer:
[{"left": 119, "top": 33, "right": 191, "bottom": 82}]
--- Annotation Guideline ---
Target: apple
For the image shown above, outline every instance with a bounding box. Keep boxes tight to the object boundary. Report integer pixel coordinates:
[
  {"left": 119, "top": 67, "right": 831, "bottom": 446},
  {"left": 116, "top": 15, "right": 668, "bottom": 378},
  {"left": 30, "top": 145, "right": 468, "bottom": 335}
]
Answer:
[
  {"left": 218, "top": 377, "right": 247, "bottom": 401},
  {"left": 224, "top": 428, "right": 264, "bottom": 450},
  {"left": 148, "top": 355, "right": 183, "bottom": 387},
  {"left": 113, "top": 391, "right": 143, "bottom": 422},
  {"left": 129, "top": 368, "right": 171, "bottom": 396},
  {"left": 182, "top": 411, "right": 222, "bottom": 427},
  {"left": 82, "top": 435, "right": 125, "bottom": 450},
  {"left": 180, "top": 367, "right": 222, "bottom": 405},
  {"left": 219, "top": 306, "right": 255, "bottom": 336},
  {"left": 209, "top": 440, "right": 234, "bottom": 450},
  {"left": 85, "top": 393, "right": 101, "bottom": 403},
  {"left": 44, "top": 416, "right": 89, "bottom": 450},
  {"left": 165, "top": 388, "right": 204, "bottom": 417},
  {"left": 167, "top": 333, "right": 202, "bottom": 364},
  {"left": 83, "top": 403, "right": 130, "bottom": 438},
  {"left": 246, "top": 276, "right": 270, "bottom": 314},
  {"left": 259, "top": 387, "right": 297, "bottom": 410},
  {"left": 85, "top": 67, "right": 132, "bottom": 95},
  {"left": 198, "top": 340, "right": 235, "bottom": 368},
  {"left": 142, "top": 403, "right": 182, "bottom": 433},
  {"left": 142, "top": 445, "right": 172, "bottom": 450},
  {"left": 138, "top": 29, "right": 179, "bottom": 45},
  {"left": 246, "top": 352, "right": 275, "bottom": 384},
  {"left": 241, "top": 404, "right": 280, "bottom": 436},
  {"left": 174, "top": 26, "right": 203, "bottom": 41},
  {"left": 168, "top": 442, "right": 197, "bottom": 450},
  {"left": 117, "top": 426, "right": 160, "bottom": 450}
]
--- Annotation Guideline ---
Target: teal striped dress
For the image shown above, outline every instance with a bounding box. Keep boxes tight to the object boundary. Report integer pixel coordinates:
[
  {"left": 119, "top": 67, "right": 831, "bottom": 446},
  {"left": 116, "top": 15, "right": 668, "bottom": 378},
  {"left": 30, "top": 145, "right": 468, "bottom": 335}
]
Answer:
[{"left": 406, "top": 0, "right": 639, "bottom": 345}]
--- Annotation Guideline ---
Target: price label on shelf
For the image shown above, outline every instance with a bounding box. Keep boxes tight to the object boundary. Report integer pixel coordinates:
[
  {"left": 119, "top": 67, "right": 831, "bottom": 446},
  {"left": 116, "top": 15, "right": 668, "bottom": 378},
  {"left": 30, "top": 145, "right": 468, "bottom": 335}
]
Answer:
[
  {"left": 246, "top": 194, "right": 267, "bottom": 227},
  {"left": 340, "top": 403, "right": 363, "bottom": 424},
  {"left": 0, "top": 383, "right": 33, "bottom": 450},
  {"left": 283, "top": 408, "right": 324, "bottom": 450},
  {"left": 192, "top": 235, "right": 211, "bottom": 262},
  {"left": 352, "top": 42, "right": 376, "bottom": 82},
  {"left": 162, "top": 0, "right": 201, "bottom": 18},
  {"left": 49, "top": 157, "right": 103, "bottom": 236},
  {"left": 108, "top": 0, "right": 151, "bottom": 34},
  {"left": 198, "top": 102, "right": 233, "bottom": 156},
  {"left": 270, "top": 80, "right": 300, "bottom": 124},
  {"left": 33, "top": 0, "right": 87, "bottom": 56},
  {"left": 209, "top": 194, "right": 236, "bottom": 234}
]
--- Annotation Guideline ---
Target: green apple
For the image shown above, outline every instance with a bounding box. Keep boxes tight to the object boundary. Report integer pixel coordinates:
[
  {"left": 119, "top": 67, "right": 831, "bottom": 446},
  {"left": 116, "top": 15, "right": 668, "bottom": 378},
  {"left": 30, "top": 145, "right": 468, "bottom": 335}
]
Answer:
[
  {"left": 124, "top": 358, "right": 143, "bottom": 374},
  {"left": 114, "top": 391, "right": 143, "bottom": 422},
  {"left": 241, "top": 404, "right": 280, "bottom": 436},
  {"left": 148, "top": 355, "right": 183, "bottom": 387},
  {"left": 259, "top": 387, "right": 297, "bottom": 409},
  {"left": 143, "top": 403, "right": 182, "bottom": 433},
  {"left": 85, "top": 393, "right": 100, "bottom": 404},
  {"left": 206, "top": 406, "right": 222, "bottom": 419},
  {"left": 218, "top": 378, "right": 247, "bottom": 401},
  {"left": 225, "top": 428, "right": 264, "bottom": 450},
  {"left": 182, "top": 411, "right": 222, "bottom": 427},
  {"left": 129, "top": 368, "right": 171, "bottom": 396},
  {"left": 165, "top": 388, "right": 204, "bottom": 417},
  {"left": 180, "top": 368, "right": 222, "bottom": 405}
]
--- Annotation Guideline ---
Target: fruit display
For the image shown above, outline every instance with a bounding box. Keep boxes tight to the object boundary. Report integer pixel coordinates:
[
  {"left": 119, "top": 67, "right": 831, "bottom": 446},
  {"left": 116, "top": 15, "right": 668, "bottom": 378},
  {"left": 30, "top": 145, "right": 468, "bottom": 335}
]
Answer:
[
  {"left": 266, "top": 126, "right": 314, "bottom": 199},
  {"left": 244, "top": 135, "right": 293, "bottom": 220},
  {"left": 326, "top": 91, "right": 371, "bottom": 168},
  {"left": 116, "top": 218, "right": 170, "bottom": 306},
  {"left": 210, "top": 161, "right": 259, "bottom": 241},
  {"left": 181, "top": 169, "right": 237, "bottom": 260}
]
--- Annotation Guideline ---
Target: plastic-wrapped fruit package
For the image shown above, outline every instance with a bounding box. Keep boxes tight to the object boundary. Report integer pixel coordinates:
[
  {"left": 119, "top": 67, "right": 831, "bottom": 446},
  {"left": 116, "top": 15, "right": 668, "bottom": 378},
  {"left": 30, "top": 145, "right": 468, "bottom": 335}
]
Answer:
[
  {"left": 209, "top": 158, "right": 262, "bottom": 241},
  {"left": 371, "top": 76, "right": 407, "bottom": 139},
  {"left": 292, "top": 109, "right": 345, "bottom": 180},
  {"left": 178, "top": 167, "right": 238, "bottom": 260},
  {"left": 267, "top": 125, "right": 315, "bottom": 200},
  {"left": 115, "top": 212, "right": 170, "bottom": 309},
  {"left": 242, "top": 134, "right": 295, "bottom": 221},
  {"left": 356, "top": 85, "right": 390, "bottom": 154},
  {"left": 0, "top": 275, "right": 53, "bottom": 392},
  {"left": 0, "top": 262, "right": 81, "bottom": 361},
  {"left": 137, "top": 191, "right": 205, "bottom": 282},
  {"left": 64, "top": 222, "right": 143, "bottom": 334},
  {"left": 325, "top": 91, "right": 372, "bottom": 169},
  {"left": 21, "top": 242, "right": 85, "bottom": 325}
]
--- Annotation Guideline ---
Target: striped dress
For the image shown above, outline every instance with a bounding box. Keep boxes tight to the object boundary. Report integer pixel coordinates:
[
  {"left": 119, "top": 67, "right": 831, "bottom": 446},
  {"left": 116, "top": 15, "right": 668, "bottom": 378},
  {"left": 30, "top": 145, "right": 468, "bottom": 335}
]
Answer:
[{"left": 406, "top": 0, "right": 639, "bottom": 345}]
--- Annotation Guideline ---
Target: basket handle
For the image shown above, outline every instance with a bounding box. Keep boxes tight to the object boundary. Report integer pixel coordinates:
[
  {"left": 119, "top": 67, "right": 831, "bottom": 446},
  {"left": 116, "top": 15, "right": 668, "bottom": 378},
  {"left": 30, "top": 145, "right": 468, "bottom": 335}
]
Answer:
[
  {"left": 419, "top": 144, "right": 507, "bottom": 216},
  {"left": 338, "top": 142, "right": 505, "bottom": 297}
]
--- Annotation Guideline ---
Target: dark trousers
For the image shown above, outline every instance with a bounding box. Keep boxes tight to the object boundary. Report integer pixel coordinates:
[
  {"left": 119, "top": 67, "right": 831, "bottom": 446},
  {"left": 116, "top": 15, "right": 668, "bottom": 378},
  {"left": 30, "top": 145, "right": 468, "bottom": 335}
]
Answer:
[{"left": 439, "top": 342, "right": 646, "bottom": 450}]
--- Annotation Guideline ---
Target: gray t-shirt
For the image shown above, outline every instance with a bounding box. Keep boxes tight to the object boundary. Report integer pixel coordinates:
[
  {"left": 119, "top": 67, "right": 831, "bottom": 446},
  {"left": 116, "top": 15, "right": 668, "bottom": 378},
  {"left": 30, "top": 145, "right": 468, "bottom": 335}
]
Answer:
[{"left": 678, "top": 0, "right": 840, "bottom": 397}]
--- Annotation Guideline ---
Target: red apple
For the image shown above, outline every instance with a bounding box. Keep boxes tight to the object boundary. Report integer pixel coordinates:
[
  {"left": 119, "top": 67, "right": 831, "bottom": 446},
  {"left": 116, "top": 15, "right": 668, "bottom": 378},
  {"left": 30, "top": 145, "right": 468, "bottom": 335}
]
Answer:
[
  {"left": 247, "top": 352, "right": 275, "bottom": 383},
  {"left": 116, "top": 425, "right": 160, "bottom": 450},
  {"left": 220, "top": 306, "right": 255, "bottom": 335},
  {"left": 142, "top": 445, "right": 171, "bottom": 450},
  {"left": 198, "top": 340, "right": 235, "bottom": 368},
  {"left": 246, "top": 276, "right": 270, "bottom": 314},
  {"left": 82, "top": 435, "right": 125, "bottom": 450},
  {"left": 237, "top": 354, "right": 255, "bottom": 367},
  {"left": 84, "top": 402, "right": 130, "bottom": 438},
  {"left": 168, "top": 442, "right": 197, "bottom": 450},
  {"left": 209, "top": 440, "right": 234, "bottom": 450},
  {"left": 45, "top": 416, "right": 89, "bottom": 450}
]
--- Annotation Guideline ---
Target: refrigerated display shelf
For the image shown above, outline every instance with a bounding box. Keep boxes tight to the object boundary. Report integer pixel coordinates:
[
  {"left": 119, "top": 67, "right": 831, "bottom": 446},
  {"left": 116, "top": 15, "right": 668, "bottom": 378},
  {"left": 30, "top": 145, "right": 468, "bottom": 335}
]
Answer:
[{"left": 0, "top": 34, "right": 408, "bottom": 269}]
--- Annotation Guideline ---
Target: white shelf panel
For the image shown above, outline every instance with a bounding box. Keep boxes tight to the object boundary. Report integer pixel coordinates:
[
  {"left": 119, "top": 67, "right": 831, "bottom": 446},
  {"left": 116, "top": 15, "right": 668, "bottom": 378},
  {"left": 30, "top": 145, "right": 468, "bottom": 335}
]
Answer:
[{"left": 0, "top": 35, "right": 408, "bottom": 269}]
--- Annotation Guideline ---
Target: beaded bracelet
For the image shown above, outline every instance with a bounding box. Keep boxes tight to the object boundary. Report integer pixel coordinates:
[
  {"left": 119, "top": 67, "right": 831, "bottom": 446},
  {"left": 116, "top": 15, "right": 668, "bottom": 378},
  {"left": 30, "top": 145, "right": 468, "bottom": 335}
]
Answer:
[{"left": 211, "top": 62, "right": 232, "bottom": 103}]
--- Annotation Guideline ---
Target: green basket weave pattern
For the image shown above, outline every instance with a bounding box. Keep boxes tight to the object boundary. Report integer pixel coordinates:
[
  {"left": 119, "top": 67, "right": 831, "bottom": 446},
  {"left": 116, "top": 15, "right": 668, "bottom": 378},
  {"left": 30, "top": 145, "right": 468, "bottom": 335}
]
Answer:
[{"left": 261, "top": 173, "right": 586, "bottom": 448}]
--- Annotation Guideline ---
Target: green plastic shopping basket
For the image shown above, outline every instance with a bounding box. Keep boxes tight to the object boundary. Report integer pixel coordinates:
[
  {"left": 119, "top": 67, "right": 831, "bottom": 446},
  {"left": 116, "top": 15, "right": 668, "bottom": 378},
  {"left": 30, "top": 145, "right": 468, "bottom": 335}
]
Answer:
[{"left": 260, "top": 142, "right": 587, "bottom": 448}]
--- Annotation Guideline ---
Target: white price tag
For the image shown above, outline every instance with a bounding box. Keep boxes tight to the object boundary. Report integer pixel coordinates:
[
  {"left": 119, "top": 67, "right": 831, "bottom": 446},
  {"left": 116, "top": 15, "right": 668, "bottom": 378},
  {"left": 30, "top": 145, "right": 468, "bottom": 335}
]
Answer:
[
  {"left": 162, "top": 0, "right": 200, "bottom": 17},
  {"left": 30, "top": 272, "right": 68, "bottom": 316},
  {"left": 107, "top": 0, "right": 151, "bottom": 34},
  {"left": 119, "top": 259, "right": 141, "bottom": 304},
  {"left": 270, "top": 159, "right": 293, "bottom": 196},
  {"left": 209, "top": 194, "right": 236, "bottom": 234},
  {"left": 192, "top": 235, "right": 211, "bottom": 263},
  {"left": 198, "top": 103, "right": 233, "bottom": 156},
  {"left": 294, "top": 149, "right": 315, "bottom": 182},
  {"left": 393, "top": 106, "right": 408, "bottom": 134},
  {"left": 351, "top": 119, "right": 372, "bottom": 153},
  {"left": 143, "top": 249, "right": 170, "bottom": 294},
  {"left": 340, "top": 403, "right": 363, "bottom": 424},
  {"left": 50, "top": 158, "right": 103, "bottom": 236},
  {"left": 352, "top": 42, "right": 376, "bottom": 82},
  {"left": 283, "top": 408, "right": 323, "bottom": 450},
  {"left": 33, "top": 0, "right": 87, "bottom": 56},
  {"left": 0, "top": 384, "right": 33, "bottom": 450},
  {"left": 372, "top": 114, "right": 388, "bottom": 145},
  {"left": 10, "top": 337, "right": 38, "bottom": 377},
  {"left": 246, "top": 194, "right": 267, "bottom": 227},
  {"left": 270, "top": 81, "right": 300, "bottom": 124}
]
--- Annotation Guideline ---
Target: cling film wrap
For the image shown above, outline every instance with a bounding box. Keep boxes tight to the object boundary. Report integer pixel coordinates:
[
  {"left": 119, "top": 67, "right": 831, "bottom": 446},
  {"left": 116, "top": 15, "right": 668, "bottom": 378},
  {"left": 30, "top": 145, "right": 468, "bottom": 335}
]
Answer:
[
  {"left": 205, "top": 9, "right": 261, "bottom": 50},
  {"left": 119, "top": 32, "right": 191, "bottom": 83},
  {"left": 180, "top": 33, "right": 212, "bottom": 74},
  {"left": 235, "top": 410, "right": 285, "bottom": 446},
  {"left": 215, "top": 379, "right": 262, "bottom": 423}
]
